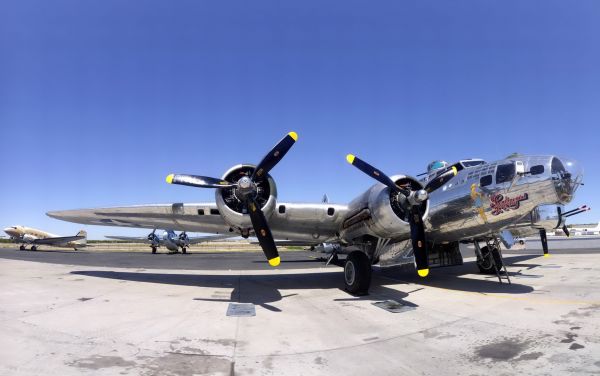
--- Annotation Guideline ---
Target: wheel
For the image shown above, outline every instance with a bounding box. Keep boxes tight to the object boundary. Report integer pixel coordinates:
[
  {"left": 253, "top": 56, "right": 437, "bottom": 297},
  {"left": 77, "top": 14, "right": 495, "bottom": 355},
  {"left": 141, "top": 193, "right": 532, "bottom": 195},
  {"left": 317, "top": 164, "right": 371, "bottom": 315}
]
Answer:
[
  {"left": 477, "top": 246, "right": 503, "bottom": 274},
  {"left": 344, "top": 251, "right": 372, "bottom": 295},
  {"left": 19, "top": 245, "right": 25, "bottom": 251},
  {"left": 31, "top": 246, "right": 37, "bottom": 251},
  {"left": 519, "top": 240, "right": 525, "bottom": 245},
  {"left": 181, "top": 247, "right": 187, "bottom": 254},
  {"left": 151, "top": 246, "right": 157, "bottom": 254}
]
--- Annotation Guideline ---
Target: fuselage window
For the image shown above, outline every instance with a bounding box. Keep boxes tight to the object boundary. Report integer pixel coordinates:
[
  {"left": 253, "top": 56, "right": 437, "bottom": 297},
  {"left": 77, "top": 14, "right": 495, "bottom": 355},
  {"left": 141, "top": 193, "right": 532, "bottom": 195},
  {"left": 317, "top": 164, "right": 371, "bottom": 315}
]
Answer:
[
  {"left": 530, "top": 165, "right": 545, "bottom": 175},
  {"left": 279, "top": 205, "right": 286, "bottom": 214},
  {"left": 197, "top": 209, "right": 205, "bottom": 215},
  {"left": 210, "top": 209, "right": 220, "bottom": 215},
  {"left": 496, "top": 164, "right": 516, "bottom": 184},
  {"left": 327, "top": 207, "right": 335, "bottom": 216},
  {"left": 480, "top": 175, "right": 492, "bottom": 187}
]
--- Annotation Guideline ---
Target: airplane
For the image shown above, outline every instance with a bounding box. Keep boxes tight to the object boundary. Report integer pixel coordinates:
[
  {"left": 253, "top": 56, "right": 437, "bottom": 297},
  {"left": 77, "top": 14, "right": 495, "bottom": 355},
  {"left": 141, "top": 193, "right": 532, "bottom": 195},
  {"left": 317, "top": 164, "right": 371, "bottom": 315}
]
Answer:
[
  {"left": 106, "top": 229, "right": 233, "bottom": 254},
  {"left": 3, "top": 225, "right": 87, "bottom": 251},
  {"left": 47, "top": 132, "right": 584, "bottom": 294},
  {"left": 570, "top": 220, "right": 600, "bottom": 236}
]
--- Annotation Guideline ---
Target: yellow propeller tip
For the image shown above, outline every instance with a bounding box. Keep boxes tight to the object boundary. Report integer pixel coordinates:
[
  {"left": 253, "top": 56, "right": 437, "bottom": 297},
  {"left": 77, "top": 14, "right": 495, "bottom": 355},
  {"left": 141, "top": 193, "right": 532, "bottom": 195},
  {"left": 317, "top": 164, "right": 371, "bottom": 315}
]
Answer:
[
  {"left": 417, "top": 268, "right": 429, "bottom": 277},
  {"left": 166, "top": 174, "right": 174, "bottom": 184},
  {"left": 346, "top": 154, "right": 356, "bottom": 164},
  {"left": 543, "top": 253, "right": 550, "bottom": 258},
  {"left": 452, "top": 166, "right": 458, "bottom": 175},
  {"left": 288, "top": 131, "right": 298, "bottom": 141},
  {"left": 268, "top": 256, "right": 281, "bottom": 267}
]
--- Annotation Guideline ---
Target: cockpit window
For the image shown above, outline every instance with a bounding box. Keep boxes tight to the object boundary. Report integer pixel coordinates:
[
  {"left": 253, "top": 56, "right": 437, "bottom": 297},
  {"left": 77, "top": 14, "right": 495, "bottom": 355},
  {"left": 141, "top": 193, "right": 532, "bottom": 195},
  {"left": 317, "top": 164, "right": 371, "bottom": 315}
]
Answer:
[
  {"left": 461, "top": 160, "right": 486, "bottom": 168},
  {"left": 480, "top": 175, "right": 492, "bottom": 187},
  {"left": 496, "top": 163, "right": 516, "bottom": 184}
]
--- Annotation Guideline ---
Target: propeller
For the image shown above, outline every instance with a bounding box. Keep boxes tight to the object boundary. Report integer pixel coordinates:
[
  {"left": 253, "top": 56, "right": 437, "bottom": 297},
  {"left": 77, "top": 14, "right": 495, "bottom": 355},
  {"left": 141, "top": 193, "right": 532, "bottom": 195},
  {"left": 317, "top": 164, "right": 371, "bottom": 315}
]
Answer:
[
  {"left": 166, "top": 132, "right": 298, "bottom": 267},
  {"left": 346, "top": 154, "right": 430, "bottom": 277},
  {"left": 147, "top": 229, "right": 159, "bottom": 246},
  {"left": 179, "top": 231, "right": 189, "bottom": 246}
]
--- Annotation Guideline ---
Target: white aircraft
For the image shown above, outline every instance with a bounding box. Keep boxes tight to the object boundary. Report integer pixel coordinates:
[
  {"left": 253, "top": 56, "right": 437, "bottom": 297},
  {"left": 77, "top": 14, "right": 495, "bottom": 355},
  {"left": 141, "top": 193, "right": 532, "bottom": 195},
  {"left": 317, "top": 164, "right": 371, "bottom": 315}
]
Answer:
[
  {"left": 571, "top": 222, "right": 600, "bottom": 236},
  {"left": 106, "top": 229, "right": 233, "bottom": 254},
  {"left": 3, "top": 225, "right": 87, "bottom": 251}
]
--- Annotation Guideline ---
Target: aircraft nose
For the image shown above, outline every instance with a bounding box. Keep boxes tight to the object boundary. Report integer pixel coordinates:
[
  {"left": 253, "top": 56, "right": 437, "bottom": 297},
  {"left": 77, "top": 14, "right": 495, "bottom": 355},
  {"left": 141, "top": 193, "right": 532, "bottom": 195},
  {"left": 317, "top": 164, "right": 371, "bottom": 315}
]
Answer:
[{"left": 4, "top": 227, "right": 14, "bottom": 235}]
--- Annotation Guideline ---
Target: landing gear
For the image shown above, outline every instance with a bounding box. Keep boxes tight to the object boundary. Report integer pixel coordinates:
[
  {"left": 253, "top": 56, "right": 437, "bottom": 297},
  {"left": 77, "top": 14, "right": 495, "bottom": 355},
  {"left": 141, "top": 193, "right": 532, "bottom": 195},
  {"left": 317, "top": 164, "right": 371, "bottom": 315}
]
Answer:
[
  {"left": 19, "top": 245, "right": 26, "bottom": 251},
  {"left": 31, "top": 246, "right": 38, "bottom": 251},
  {"left": 151, "top": 246, "right": 157, "bottom": 254},
  {"left": 181, "top": 247, "right": 187, "bottom": 254},
  {"left": 476, "top": 246, "right": 503, "bottom": 274},
  {"left": 344, "top": 251, "right": 372, "bottom": 295}
]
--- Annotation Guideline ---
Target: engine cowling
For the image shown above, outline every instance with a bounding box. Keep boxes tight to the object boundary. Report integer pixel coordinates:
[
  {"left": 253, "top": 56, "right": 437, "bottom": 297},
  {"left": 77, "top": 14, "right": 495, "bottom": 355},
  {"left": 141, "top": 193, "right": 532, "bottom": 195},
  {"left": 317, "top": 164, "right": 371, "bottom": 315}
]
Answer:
[
  {"left": 215, "top": 164, "right": 278, "bottom": 232},
  {"left": 341, "top": 175, "right": 429, "bottom": 241}
]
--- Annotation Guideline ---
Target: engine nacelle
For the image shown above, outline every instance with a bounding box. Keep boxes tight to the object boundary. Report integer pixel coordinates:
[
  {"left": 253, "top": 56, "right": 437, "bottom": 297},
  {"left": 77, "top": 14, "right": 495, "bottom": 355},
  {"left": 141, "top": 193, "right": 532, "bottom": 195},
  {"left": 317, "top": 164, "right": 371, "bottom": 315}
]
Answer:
[
  {"left": 215, "top": 164, "right": 278, "bottom": 232},
  {"left": 341, "top": 175, "right": 429, "bottom": 241}
]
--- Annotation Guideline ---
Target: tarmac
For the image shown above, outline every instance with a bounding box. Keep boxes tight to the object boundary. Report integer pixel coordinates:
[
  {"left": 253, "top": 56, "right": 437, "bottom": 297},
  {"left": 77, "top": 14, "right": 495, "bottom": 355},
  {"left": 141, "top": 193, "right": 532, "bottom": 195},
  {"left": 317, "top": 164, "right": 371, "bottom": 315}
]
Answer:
[{"left": 1, "top": 238, "right": 600, "bottom": 375}]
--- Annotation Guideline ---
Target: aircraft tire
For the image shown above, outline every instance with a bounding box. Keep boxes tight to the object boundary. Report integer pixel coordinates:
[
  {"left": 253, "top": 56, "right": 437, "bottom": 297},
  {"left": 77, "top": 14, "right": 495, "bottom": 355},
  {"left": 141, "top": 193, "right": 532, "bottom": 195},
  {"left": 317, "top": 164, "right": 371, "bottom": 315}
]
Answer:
[
  {"left": 182, "top": 247, "right": 187, "bottom": 254},
  {"left": 477, "top": 246, "right": 503, "bottom": 274},
  {"left": 19, "top": 245, "right": 25, "bottom": 251},
  {"left": 344, "top": 251, "right": 371, "bottom": 295},
  {"left": 31, "top": 246, "right": 37, "bottom": 251},
  {"left": 151, "top": 246, "right": 157, "bottom": 254}
]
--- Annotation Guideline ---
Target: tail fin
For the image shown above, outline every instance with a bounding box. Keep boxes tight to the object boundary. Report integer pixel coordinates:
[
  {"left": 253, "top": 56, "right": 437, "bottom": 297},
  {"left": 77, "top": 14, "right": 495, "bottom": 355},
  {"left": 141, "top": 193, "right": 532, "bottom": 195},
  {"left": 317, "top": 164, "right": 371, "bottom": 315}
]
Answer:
[{"left": 76, "top": 230, "right": 87, "bottom": 245}]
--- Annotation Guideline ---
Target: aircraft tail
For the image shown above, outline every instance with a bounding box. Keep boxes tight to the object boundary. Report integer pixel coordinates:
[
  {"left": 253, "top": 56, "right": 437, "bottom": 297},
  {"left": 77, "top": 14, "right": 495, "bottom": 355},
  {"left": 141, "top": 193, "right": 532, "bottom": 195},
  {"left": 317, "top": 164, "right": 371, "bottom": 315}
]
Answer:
[{"left": 76, "top": 230, "right": 87, "bottom": 245}]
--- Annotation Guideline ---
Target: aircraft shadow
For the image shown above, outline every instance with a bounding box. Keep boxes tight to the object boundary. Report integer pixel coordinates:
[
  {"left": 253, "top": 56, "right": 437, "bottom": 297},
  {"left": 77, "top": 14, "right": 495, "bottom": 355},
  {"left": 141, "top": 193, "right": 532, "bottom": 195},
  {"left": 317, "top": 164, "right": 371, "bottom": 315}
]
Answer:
[
  {"left": 71, "top": 270, "right": 414, "bottom": 312},
  {"left": 378, "top": 254, "right": 540, "bottom": 294}
]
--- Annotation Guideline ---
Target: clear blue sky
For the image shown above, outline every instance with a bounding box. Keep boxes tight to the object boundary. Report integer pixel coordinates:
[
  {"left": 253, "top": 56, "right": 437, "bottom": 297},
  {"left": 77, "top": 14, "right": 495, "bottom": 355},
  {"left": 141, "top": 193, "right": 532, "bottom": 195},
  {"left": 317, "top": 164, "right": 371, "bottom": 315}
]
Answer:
[{"left": 1, "top": 1, "right": 598, "bottom": 239}]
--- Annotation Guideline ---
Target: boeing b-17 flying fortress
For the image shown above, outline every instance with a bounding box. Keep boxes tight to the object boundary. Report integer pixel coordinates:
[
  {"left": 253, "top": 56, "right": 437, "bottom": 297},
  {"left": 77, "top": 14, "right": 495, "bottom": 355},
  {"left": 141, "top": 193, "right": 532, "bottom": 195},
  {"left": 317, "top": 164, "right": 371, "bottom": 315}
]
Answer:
[{"left": 45, "top": 132, "right": 587, "bottom": 294}]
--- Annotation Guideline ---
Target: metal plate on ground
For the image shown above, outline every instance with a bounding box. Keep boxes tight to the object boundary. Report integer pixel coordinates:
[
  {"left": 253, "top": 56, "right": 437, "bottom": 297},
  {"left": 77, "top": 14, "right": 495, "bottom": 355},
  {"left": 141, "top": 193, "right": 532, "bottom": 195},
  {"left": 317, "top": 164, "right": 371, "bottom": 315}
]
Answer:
[
  {"left": 227, "top": 303, "right": 256, "bottom": 317},
  {"left": 372, "top": 300, "right": 416, "bottom": 313}
]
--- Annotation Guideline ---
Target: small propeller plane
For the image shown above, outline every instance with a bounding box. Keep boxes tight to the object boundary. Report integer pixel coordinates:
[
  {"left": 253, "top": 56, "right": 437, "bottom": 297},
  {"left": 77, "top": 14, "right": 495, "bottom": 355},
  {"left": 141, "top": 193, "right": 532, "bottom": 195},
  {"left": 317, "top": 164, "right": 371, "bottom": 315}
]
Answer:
[
  {"left": 3, "top": 225, "right": 87, "bottom": 251},
  {"left": 106, "top": 229, "right": 233, "bottom": 254},
  {"left": 48, "top": 132, "right": 584, "bottom": 294}
]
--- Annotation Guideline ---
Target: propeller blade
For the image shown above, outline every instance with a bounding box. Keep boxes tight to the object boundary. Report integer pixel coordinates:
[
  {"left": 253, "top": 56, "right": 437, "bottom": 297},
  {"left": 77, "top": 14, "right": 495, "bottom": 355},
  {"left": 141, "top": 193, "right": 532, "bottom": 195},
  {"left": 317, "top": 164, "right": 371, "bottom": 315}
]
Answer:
[
  {"left": 408, "top": 205, "right": 429, "bottom": 277},
  {"left": 540, "top": 229, "right": 549, "bottom": 257},
  {"left": 252, "top": 132, "right": 298, "bottom": 181},
  {"left": 247, "top": 197, "right": 280, "bottom": 266},
  {"left": 345, "top": 154, "right": 409, "bottom": 195},
  {"left": 425, "top": 166, "right": 458, "bottom": 193},
  {"left": 562, "top": 225, "right": 570, "bottom": 237},
  {"left": 165, "top": 174, "right": 235, "bottom": 188}
]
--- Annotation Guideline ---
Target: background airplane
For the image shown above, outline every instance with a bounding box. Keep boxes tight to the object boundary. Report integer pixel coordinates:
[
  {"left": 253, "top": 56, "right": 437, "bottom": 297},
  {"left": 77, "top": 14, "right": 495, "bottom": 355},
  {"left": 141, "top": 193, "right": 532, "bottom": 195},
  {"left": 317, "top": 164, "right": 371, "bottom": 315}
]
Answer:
[
  {"left": 48, "top": 132, "right": 585, "bottom": 294},
  {"left": 106, "top": 229, "right": 233, "bottom": 253},
  {"left": 3, "top": 225, "right": 86, "bottom": 251},
  {"left": 571, "top": 221, "right": 600, "bottom": 236}
]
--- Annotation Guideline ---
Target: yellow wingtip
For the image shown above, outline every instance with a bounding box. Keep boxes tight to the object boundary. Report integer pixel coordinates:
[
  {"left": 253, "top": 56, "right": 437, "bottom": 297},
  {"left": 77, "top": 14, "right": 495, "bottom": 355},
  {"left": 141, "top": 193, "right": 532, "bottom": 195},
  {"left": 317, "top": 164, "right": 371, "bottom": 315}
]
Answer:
[
  {"left": 288, "top": 131, "right": 298, "bottom": 141},
  {"left": 268, "top": 256, "right": 281, "bottom": 267},
  {"left": 166, "top": 174, "right": 174, "bottom": 184},
  {"left": 543, "top": 253, "right": 550, "bottom": 258},
  {"left": 417, "top": 268, "right": 429, "bottom": 277},
  {"left": 346, "top": 154, "right": 356, "bottom": 164}
]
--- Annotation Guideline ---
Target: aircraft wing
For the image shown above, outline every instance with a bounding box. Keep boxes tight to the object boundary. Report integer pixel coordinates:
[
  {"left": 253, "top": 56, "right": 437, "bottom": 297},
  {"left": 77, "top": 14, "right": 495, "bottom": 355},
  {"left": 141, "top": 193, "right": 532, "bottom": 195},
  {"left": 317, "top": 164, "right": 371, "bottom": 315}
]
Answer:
[
  {"left": 47, "top": 202, "right": 348, "bottom": 243},
  {"left": 105, "top": 236, "right": 152, "bottom": 243},
  {"left": 187, "top": 234, "right": 236, "bottom": 244},
  {"left": 32, "top": 235, "right": 85, "bottom": 246}
]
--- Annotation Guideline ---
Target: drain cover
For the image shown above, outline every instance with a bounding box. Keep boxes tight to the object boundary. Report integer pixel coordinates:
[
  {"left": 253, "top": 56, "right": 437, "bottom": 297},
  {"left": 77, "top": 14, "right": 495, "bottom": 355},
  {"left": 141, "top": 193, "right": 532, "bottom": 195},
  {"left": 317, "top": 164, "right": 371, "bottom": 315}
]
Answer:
[
  {"left": 372, "top": 300, "right": 416, "bottom": 313},
  {"left": 227, "top": 303, "right": 256, "bottom": 317}
]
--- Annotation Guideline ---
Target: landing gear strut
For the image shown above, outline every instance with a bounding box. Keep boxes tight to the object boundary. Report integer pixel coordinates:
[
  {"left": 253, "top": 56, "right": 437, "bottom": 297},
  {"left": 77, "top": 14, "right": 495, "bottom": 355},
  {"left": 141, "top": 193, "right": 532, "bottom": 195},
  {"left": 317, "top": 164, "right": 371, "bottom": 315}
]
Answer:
[
  {"left": 344, "top": 251, "right": 372, "bottom": 295},
  {"left": 31, "top": 246, "right": 38, "bottom": 251},
  {"left": 151, "top": 246, "right": 157, "bottom": 254},
  {"left": 473, "top": 237, "right": 511, "bottom": 284},
  {"left": 181, "top": 247, "right": 187, "bottom": 254}
]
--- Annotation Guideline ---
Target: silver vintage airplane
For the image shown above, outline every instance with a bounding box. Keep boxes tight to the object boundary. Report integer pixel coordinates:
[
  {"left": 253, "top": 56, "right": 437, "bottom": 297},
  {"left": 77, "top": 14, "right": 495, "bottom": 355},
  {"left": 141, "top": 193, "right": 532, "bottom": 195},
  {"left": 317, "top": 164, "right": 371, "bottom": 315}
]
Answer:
[
  {"left": 47, "top": 132, "right": 584, "bottom": 294},
  {"left": 106, "top": 229, "right": 233, "bottom": 254},
  {"left": 3, "top": 225, "right": 87, "bottom": 251}
]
